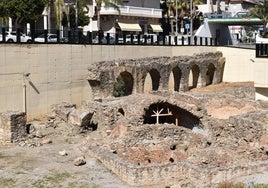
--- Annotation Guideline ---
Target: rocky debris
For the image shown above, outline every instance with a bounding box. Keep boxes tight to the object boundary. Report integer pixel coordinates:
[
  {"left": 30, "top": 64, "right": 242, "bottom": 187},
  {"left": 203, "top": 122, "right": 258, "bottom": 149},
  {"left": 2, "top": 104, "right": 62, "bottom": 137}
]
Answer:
[
  {"left": 51, "top": 102, "right": 76, "bottom": 122},
  {"left": 68, "top": 109, "right": 93, "bottom": 131},
  {"left": 74, "top": 156, "right": 86, "bottom": 166},
  {"left": 18, "top": 140, "right": 42, "bottom": 148},
  {"left": 42, "top": 138, "right": 52, "bottom": 144},
  {"left": 59, "top": 150, "right": 68, "bottom": 156},
  {"left": 49, "top": 103, "right": 95, "bottom": 134},
  {"left": 109, "top": 124, "right": 128, "bottom": 139}
]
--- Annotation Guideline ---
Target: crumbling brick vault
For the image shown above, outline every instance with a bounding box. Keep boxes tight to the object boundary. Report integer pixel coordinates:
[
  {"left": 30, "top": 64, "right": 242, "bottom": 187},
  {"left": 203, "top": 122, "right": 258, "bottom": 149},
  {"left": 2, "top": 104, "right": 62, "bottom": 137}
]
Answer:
[{"left": 87, "top": 52, "right": 225, "bottom": 98}]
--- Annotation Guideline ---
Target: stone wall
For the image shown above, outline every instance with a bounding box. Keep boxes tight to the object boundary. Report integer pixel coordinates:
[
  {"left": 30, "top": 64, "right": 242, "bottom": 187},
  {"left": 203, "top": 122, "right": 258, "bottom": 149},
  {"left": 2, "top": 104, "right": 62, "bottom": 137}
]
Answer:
[
  {"left": 87, "top": 52, "right": 225, "bottom": 98},
  {"left": 90, "top": 146, "right": 268, "bottom": 187},
  {"left": 0, "top": 111, "right": 26, "bottom": 142},
  {"left": 86, "top": 99, "right": 268, "bottom": 187}
]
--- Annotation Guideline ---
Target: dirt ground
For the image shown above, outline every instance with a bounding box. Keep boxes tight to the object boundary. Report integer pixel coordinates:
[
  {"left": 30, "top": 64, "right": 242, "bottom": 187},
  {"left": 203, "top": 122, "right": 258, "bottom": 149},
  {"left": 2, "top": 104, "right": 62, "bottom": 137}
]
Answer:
[{"left": 0, "top": 122, "right": 129, "bottom": 188}]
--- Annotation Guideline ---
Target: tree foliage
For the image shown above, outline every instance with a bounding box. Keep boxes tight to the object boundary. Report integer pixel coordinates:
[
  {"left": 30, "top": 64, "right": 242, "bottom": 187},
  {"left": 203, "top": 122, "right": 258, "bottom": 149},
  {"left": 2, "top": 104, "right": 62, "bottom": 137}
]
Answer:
[
  {"left": 113, "top": 75, "right": 126, "bottom": 97},
  {"left": 66, "top": 6, "right": 90, "bottom": 29},
  {"left": 58, "top": 0, "right": 91, "bottom": 29},
  {"left": 0, "top": 0, "right": 48, "bottom": 27},
  {"left": 160, "top": 0, "right": 203, "bottom": 35},
  {"left": 54, "top": 0, "right": 66, "bottom": 29},
  {"left": 249, "top": 1, "right": 268, "bottom": 37}
]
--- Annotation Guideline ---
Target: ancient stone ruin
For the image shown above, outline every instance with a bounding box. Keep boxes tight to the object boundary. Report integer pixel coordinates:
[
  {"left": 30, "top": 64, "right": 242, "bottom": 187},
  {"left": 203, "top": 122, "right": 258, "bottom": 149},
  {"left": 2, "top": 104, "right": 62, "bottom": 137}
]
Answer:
[
  {"left": 0, "top": 52, "right": 267, "bottom": 187},
  {"left": 82, "top": 88, "right": 267, "bottom": 187},
  {"left": 87, "top": 52, "right": 225, "bottom": 98},
  {"left": 0, "top": 111, "right": 27, "bottom": 143},
  {"left": 83, "top": 52, "right": 267, "bottom": 187}
]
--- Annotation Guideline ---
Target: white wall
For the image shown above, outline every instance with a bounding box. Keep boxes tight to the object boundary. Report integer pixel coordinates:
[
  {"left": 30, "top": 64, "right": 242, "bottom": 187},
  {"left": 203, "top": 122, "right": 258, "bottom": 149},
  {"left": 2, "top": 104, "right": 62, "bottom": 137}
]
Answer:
[{"left": 125, "top": 0, "right": 160, "bottom": 8}]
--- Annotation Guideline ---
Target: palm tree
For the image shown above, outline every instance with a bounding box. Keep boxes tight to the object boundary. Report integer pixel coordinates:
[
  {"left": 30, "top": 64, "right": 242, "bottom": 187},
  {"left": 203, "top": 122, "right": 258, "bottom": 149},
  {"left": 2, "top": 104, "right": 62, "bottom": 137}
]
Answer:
[
  {"left": 249, "top": 0, "right": 268, "bottom": 37},
  {"left": 172, "top": 0, "right": 202, "bottom": 34},
  {"left": 54, "top": 0, "right": 66, "bottom": 30}
]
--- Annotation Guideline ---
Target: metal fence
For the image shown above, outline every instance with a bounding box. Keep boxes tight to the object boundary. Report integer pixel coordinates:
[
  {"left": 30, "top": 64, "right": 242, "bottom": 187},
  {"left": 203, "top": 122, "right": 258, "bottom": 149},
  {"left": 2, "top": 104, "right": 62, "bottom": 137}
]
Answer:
[
  {"left": 0, "top": 28, "right": 217, "bottom": 46},
  {"left": 256, "top": 44, "right": 268, "bottom": 58},
  {"left": 2, "top": 27, "right": 268, "bottom": 58}
]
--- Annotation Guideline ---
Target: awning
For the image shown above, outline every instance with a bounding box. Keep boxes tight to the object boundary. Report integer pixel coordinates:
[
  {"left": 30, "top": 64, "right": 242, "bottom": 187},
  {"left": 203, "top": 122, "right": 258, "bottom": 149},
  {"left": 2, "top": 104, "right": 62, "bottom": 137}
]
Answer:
[
  {"left": 117, "top": 22, "right": 142, "bottom": 32},
  {"left": 150, "top": 24, "right": 163, "bottom": 32}
]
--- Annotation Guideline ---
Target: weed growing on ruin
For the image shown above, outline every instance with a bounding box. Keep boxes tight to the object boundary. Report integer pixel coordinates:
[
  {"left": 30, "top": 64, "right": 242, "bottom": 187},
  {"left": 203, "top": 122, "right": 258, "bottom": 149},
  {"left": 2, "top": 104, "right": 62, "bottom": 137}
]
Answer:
[
  {"left": 217, "top": 181, "right": 245, "bottom": 188},
  {"left": 32, "top": 172, "right": 71, "bottom": 187},
  {"left": 0, "top": 178, "right": 16, "bottom": 187},
  {"left": 0, "top": 152, "right": 7, "bottom": 159},
  {"left": 67, "top": 182, "right": 97, "bottom": 188},
  {"left": 254, "top": 184, "right": 268, "bottom": 188},
  {"left": 113, "top": 75, "right": 126, "bottom": 97}
]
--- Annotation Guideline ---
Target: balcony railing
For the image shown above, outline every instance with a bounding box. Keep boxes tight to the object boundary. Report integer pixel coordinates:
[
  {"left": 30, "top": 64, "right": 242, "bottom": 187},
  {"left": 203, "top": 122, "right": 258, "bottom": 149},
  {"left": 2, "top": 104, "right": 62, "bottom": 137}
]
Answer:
[{"left": 100, "top": 5, "right": 162, "bottom": 18}]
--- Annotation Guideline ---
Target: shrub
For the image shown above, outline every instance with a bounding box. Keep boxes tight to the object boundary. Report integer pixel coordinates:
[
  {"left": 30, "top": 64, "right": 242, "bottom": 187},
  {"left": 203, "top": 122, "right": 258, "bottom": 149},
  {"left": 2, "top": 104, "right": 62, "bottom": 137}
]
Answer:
[
  {"left": 217, "top": 181, "right": 245, "bottom": 188},
  {"left": 254, "top": 184, "right": 268, "bottom": 188},
  {"left": 113, "top": 75, "right": 126, "bottom": 97}
]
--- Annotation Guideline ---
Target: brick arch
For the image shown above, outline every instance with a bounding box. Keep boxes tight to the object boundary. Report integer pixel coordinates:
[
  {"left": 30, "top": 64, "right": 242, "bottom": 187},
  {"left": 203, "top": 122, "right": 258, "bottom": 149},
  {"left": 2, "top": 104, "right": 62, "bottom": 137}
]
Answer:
[
  {"left": 144, "top": 69, "right": 161, "bottom": 93},
  {"left": 168, "top": 66, "right": 182, "bottom": 91},
  {"left": 189, "top": 64, "right": 200, "bottom": 89},
  {"left": 206, "top": 63, "right": 216, "bottom": 86}
]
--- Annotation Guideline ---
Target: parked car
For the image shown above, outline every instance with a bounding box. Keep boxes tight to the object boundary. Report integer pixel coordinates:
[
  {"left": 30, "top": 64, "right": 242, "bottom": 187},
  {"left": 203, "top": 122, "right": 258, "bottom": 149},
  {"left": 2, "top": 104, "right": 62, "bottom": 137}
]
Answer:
[
  {"left": 118, "top": 35, "right": 141, "bottom": 44},
  {"left": 0, "top": 31, "right": 32, "bottom": 43},
  {"left": 35, "top": 33, "right": 58, "bottom": 43},
  {"left": 92, "top": 35, "right": 115, "bottom": 44},
  {"left": 143, "top": 34, "right": 158, "bottom": 44}
]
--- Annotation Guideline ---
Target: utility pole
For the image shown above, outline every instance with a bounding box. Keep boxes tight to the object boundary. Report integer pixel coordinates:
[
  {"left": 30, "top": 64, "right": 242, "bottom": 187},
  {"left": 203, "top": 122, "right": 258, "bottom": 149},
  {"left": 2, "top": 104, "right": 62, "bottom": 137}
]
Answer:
[
  {"left": 75, "top": 0, "right": 78, "bottom": 30},
  {"left": 190, "top": 0, "right": 193, "bottom": 44},
  {"left": 75, "top": 0, "right": 78, "bottom": 42},
  {"left": 175, "top": 0, "right": 178, "bottom": 36},
  {"left": 67, "top": 0, "right": 70, "bottom": 30}
]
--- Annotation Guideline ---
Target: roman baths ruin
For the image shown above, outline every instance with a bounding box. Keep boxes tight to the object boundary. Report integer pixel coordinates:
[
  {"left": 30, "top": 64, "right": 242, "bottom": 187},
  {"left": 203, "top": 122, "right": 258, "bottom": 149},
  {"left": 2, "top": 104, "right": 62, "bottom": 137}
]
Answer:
[{"left": 1, "top": 52, "right": 267, "bottom": 187}]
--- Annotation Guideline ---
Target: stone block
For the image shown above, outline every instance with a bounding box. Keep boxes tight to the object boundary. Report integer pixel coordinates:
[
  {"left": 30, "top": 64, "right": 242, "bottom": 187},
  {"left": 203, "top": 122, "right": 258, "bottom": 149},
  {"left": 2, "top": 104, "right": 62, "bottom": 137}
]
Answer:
[
  {"left": 51, "top": 102, "right": 76, "bottom": 122},
  {"left": 68, "top": 109, "right": 93, "bottom": 128},
  {"left": 0, "top": 111, "right": 27, "bottom": 142}
]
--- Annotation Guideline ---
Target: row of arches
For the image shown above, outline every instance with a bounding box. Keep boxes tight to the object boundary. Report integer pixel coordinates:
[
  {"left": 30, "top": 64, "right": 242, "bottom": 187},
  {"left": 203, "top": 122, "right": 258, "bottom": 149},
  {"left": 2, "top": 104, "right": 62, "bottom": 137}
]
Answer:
[{"left": 113, "top": 63, "right": 217, "bottom": 97}]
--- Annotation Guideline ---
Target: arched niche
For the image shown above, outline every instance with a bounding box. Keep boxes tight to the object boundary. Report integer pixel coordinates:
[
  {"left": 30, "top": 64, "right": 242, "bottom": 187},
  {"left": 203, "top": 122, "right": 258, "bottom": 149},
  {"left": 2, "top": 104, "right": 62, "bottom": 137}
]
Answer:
[
  {"left": 113, "top": 71, "right": 134, "bottom": 97},
  {"left": 168, "top": 67, "right": 182, "bottom": 91},
  {"left": 206, "top": 63, "right": 216, "bottom": 86},
  {"left": 144, "top": 69, "right": 160, "bottom": 93},
  {"left": 143, "top": 102, "right": 201, "bottom": 129},
  {"left": 188, "top": 64, "right": 200, "bottom": 89}
]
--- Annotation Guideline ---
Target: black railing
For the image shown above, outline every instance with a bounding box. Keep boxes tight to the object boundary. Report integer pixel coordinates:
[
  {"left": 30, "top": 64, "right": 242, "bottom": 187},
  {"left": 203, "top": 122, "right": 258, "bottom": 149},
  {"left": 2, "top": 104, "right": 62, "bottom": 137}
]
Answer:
[
  {"left": 256, "top": 44, "right": 268, "bottom": 58},
  {"left": 0, "top": 28, "right": 217, "bottom": 47}
]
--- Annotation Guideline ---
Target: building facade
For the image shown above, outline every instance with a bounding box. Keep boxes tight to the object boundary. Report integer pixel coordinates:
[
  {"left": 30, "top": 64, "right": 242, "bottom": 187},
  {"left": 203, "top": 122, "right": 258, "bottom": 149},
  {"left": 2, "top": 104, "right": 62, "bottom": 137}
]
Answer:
[{"left": 85, "top": 0, "right": 162, "bottom": 35}]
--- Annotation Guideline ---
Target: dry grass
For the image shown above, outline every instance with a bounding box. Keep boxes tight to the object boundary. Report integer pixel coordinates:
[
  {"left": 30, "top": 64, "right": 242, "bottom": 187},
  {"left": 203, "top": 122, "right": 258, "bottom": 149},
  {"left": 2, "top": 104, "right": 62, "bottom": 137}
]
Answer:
[{"left": 217, "top": 181, "right": 245, "bottom": 188}]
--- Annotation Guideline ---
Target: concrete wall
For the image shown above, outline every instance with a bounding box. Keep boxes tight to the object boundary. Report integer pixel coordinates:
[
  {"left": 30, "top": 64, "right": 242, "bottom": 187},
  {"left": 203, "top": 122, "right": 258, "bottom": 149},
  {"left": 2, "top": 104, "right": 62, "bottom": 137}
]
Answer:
[
  {"left": 0, "top": 44, "right": 267, "bottom": 119},
  {"left": 218, "top": 47, "right": 268, "bottom": 101}
]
